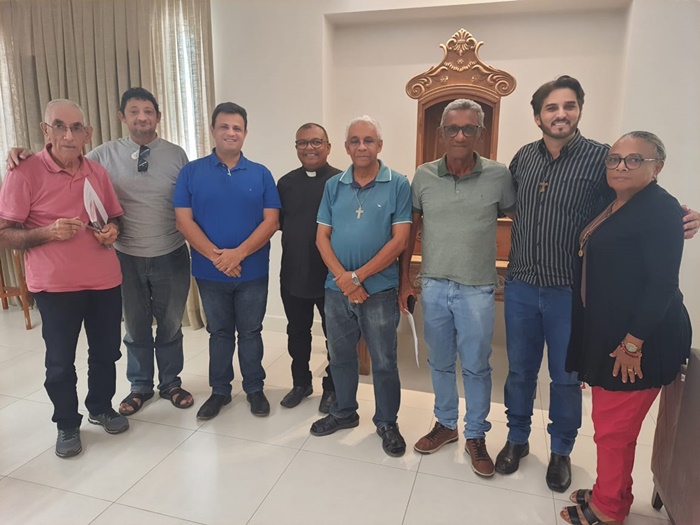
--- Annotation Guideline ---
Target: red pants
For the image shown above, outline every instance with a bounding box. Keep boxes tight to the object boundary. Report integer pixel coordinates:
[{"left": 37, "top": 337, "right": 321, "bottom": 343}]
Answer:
[{"left": 591, "top": 386, "right": 660, "bottom": 522}]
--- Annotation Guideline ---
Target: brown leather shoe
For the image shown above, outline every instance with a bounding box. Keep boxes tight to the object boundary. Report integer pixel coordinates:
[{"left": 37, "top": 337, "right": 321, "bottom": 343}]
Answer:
[
  {"left": 414, "top": 422, "right": 459, "bottom": 454},
  {"left": 465, "top": 438, "right": 495, "bottom": 477}
]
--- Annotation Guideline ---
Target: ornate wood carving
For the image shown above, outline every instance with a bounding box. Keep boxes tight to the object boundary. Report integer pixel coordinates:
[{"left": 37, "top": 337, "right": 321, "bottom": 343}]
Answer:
[{"left": 406, "top": 28, "right": 516, "bottom": 103}]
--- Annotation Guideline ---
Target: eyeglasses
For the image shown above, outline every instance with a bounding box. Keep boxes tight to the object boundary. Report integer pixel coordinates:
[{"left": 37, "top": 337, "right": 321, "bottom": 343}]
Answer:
[
  {"left": 347, "top": 137, "right": 377, "bottom": 147},
  {"left": 43, "top": 122, "right": 87, "bottom": 137},
  {"left": 604, "top": 154, "right": 661, "bottom": 170},
  {"left": 295, "top": 139, "right": 327, "bottom": 149},
  {"left": 137, "top": 145, "right": 150, "bottom": 172},
  {"left": 441, "top": 125, "right": 482, "bottom": 138}
]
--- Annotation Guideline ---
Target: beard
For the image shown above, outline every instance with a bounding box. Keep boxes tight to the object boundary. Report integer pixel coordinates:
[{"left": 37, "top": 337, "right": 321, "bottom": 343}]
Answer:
[{"left": 538, "top": 116, "right": 579, "bottom": 140}]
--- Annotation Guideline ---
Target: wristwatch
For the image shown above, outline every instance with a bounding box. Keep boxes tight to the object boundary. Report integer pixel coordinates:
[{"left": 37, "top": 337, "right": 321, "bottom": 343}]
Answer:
[
  {"left": 623, "top": 341, "right": 640, "bottom": 354},
  {"left": 351, "top": 271, "right": 361, "bottom": 286}
]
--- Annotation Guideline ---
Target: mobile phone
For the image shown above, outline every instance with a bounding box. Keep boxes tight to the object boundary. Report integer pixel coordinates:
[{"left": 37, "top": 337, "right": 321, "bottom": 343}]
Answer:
[{"left": 407, "top": 295, "right": 416, "bottom": 314}]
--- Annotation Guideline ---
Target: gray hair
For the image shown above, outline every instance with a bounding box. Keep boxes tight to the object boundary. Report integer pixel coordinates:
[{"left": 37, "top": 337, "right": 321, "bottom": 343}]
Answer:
[
  {"left": 44, "top": 99, "right": 85, "bottom": 123},
  {"left": 619, "top": 130, "right": 666, "bottom": 161},
  {"left": 345, "top": 115, "right": 382, "bottom": 141},
  {"left": 440, "top": 99, "right": 485, "bottom": 127}
]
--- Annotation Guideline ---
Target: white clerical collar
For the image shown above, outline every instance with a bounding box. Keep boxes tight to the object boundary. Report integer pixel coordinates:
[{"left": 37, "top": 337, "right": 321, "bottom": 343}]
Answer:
[{"left": 305, "top": 170, "right": 317, "bottom": 178}]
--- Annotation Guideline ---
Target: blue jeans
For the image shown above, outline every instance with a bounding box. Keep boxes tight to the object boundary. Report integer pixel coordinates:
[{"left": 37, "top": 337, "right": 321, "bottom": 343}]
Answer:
[
  {"left": 196, "top": 276, "right": 268, "bottom": 395},
  {"left": 325, "top": 288, "right": 401, "bottom": 427},
  {"left": 421, "top": 278, "right": 494, "bottom": 439},
  {"left": 503, "top": 277, "right": 581, "bottom": 456},
  {"left": 117, "top": 245, "right": 191, "bottom": 394}
]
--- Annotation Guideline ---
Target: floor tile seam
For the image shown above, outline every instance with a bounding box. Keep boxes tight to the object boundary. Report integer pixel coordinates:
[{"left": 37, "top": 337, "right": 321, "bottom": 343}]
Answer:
[
  {"left": 88, "top": 501, "right": 208, "bottom": 525},
  {"left": 400, "top": 459, "right": 422, "bottom": 525},
  {"left": 298, "top": 447, "right": 421, "bottom": 474},
  {"left": 111, "top": 429, "right": 199, "bottom": 505},
  {"left": 2, "top": 474, "right": 114, "bottom": 503},
  {"left": 192, "top": 424, "right": 308, "bottom": 452},
  {"left": 244, "top": 444, "right": 305, "bottom": 525},
  {"left": 416, "top": 469, "right": 559, "bottom": 501},
  {"left": 2, "top": 442, "right": 54, "bottom": 477}
]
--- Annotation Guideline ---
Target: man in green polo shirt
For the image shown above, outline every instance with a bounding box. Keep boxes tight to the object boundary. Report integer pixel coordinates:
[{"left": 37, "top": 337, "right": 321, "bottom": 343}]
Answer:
[{"left": 399, "top": 99, "right": 516, "bottom": 477}]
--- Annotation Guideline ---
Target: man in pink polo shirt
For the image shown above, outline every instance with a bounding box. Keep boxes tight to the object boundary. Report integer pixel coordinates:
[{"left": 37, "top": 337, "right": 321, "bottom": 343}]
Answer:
[{"left": 0, "top": 99, "right": 128, "bottom": 458}]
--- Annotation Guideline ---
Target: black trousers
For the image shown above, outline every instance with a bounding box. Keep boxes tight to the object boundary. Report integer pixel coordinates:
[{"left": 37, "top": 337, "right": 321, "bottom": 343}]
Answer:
[
  {"left": 280, "top": 287, "right": 333, "bottom": 391},
  {"left": 34, "top": 287, "right": 122, "bottom": 430}
]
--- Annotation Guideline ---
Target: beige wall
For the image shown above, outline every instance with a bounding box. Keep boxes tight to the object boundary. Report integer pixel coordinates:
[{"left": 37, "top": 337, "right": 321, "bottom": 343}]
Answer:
[{"left": 211, "top": 0, "right": 699, "bottom": 345}]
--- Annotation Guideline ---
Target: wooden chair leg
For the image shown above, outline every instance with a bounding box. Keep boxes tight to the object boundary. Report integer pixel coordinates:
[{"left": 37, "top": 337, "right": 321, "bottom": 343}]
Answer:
[
  {"left": 12, "top": 250, "right": 32, "bottom": 330},
  {"left": 0, "top": 256, "right": 9, "bottom": 310},
  {"left": 357, "top": 338, "right": 371, "bottom": 376}
]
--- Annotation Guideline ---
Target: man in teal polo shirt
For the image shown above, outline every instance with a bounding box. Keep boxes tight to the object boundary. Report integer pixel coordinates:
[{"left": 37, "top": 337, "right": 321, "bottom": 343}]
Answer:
[
  {"left": 399, "top": 100, "right": 516, "bottom": 476},
  {"left": 310, "top": 115, "right": 412, "bottom": 457}
]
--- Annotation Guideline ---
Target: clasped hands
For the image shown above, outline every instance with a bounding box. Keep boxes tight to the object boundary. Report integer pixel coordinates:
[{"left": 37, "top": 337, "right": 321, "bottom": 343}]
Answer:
[
  {"left": 212, "top": 248, "right": 243, "bottom": 278},
  {"left": 334, "top": 271, "right": 368, "bottom": 305}
]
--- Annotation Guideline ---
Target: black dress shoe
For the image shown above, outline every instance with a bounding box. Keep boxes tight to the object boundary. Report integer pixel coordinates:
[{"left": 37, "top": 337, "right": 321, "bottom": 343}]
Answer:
[
  {"left": 495, "top": 441, "right": 530, "bottom": 474},
  {"left": 546, "top": 453, "right": 572, "bottom": 492},
  {"left": 196, "top": 394, "right": 232, "bottom": 420},
  {"left": 280, "top": 386, "right": 313, "bottom": 408},
  {"left": 247, "top": 391, "right": 270, "bottom": 417},
  {"left": 318, "top": 390, "right": 336, "bottom": 414}
]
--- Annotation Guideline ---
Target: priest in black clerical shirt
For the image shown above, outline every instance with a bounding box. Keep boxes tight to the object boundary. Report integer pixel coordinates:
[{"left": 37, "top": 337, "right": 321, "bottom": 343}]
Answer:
[{"left": 277, "top": 123, "right": 340, "bottom": 412}]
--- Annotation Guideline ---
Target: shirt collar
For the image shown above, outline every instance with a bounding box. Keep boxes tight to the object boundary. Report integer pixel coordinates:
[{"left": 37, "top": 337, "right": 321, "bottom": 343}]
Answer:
[
  {"left": 39, "top": 145, "right": 89, "bottom": 180},
  {"left": 126, "top": 135, "right": 160, "bottom": 149},
  {"left": 338, "top": 159, "right": 392, "bottom": 185},
  {"left": 209, "top": 149, "right": 248, "bottom": 171},
  {"left": 537, "top": 129, "right": 583, "bottom": 157},
  {"left": 437, "top": 152, "right": 483, "bottom": 178}
]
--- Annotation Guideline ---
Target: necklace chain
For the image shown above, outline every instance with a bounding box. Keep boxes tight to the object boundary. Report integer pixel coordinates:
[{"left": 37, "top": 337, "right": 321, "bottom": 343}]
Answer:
[
  {"left": 578, "top": 202, "right": 615, "bottom": 257},
  {"left": 354, "top": 186, "right": 374, "bottom": 219}
]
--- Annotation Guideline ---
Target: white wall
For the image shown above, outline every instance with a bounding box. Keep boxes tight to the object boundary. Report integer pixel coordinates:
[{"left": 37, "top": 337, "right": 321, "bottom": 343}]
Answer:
[
  {"left": 210, "top": 0, "right": 699, "bottom": 344},
  {"left": 619, "top": 0, "right": 700, "bottom": 346}
]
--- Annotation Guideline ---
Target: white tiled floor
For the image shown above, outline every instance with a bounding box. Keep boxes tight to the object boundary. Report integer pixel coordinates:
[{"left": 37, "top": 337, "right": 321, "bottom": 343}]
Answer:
[{"left": 0, "top": 306, "right": 671, "bottom": 525}]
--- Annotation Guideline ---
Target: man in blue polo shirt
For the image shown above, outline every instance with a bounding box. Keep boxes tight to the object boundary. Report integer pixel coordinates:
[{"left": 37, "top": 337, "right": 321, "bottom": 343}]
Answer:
[
  {"left": 173, "top": 102, "right": 281, "bottom": 420},
  {"left": 309, "top": 115, "right": 412, "bottom": 458}
]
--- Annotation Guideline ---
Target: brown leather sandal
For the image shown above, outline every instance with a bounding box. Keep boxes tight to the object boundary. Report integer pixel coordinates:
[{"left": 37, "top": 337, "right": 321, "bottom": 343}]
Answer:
[{"left": 159, "top": 386, "right": 194, "bottom": 409}]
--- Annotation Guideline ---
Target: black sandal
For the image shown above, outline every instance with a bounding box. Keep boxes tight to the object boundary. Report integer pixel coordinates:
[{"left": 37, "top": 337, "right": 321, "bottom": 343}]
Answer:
[
  {"left": 159, "top": 386, "right": 194, "bottom": 409},
  {"left": 563, "top": 502, "right": 608, "bottom": 525},
  {"left": 570, "top": 489, "right": 593, "bottom": 505},
  {"left": 119, "top": 391, "right": 154, "bottom": 415},
  {"left": 376, "top": 423, "right": 406, "bottom": 457}
]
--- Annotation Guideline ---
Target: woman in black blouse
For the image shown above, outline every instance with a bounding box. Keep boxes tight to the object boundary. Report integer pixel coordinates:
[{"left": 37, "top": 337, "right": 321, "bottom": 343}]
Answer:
[{"left": 562, "top": 131, "right": 692, "bottom": 525}]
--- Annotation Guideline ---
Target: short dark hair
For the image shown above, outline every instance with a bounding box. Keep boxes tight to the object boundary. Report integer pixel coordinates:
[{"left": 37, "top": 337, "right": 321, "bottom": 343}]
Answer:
[
  {"left": 211, "top": 102, "right": 248, "bottom": 129},
  {"left": 530, "top": 75, "right": 585, "bottom": 115},
  {"left": 119, "top": 87, "right": 159, "bottom": 114},
  {"left": 296, "top": 122, "right": 329, "bottom": 141}
]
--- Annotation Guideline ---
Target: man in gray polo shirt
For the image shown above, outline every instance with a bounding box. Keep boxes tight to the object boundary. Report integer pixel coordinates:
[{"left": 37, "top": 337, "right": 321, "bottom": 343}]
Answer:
[
  {"left": 399, "top": 99, "right": 516, "bottom": 477},
  {"left": 6, "top": 88, "right": 193, "bottom": 413},
  {"left": 88, "top": 88, "right": 193, "bottom": 414}
]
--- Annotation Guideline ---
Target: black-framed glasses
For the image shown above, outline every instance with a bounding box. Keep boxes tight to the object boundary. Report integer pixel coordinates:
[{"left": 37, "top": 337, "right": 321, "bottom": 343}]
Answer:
[
  {"left": 43, "top": 122, "right": 87, "bottom": 137},
  {"left": 137, "top": 145, "right": 150, "bottom": 172},
  {"left": 441, "top": 125, "right": 482, "bottom": 138},
  {"left": 295, "top": 139, "right": 327, "bottom": 150},
  {"left": 604, "top": 154, "right": 661, "bottom": 170}
]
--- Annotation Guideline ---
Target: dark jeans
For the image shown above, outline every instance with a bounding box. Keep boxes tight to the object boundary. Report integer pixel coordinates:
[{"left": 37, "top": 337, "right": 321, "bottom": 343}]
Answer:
[
  {"left": 117, "top": 245, "right": 191, "bottom": 393},
  {"left": 34, "top": 287, "right": 122, "bottom": 430},
  {"left": 280, "top": 286, "right": 334, "bottom": 391},
  {"left": 196, "top": 276, "right": 268, "bottom": 395},
  {"left": 503, "top": 277, "right": 581, "bottom": 456},
  {"left": 325, "top": 288, "right": 401, "bottom": 428}
]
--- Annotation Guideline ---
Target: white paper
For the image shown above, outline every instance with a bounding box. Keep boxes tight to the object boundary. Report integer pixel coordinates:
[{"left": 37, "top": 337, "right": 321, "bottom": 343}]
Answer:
[
  {"left": 406, "top": 311, "right": 420, "bottom": 367},
  {"left": 83, "top": 179, "right": 108, "bottom": 228}
]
